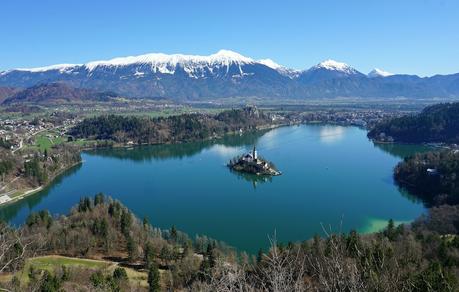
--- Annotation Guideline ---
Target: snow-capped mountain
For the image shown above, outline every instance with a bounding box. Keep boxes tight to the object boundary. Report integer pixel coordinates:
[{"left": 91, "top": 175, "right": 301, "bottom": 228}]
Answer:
[
  {"left": 298, "top": 59, "right": 365, "bottom": 85},
  {"left": 368, "top": 68, "right": 394, "bottom": 78},
  {"left": 0, "top": 50, "right": 303, "bottom": 99},
  {"left": 258, "top": 59, "right": 300, "bottom": 78},
  {"left": 10, "top": 50, "right": 257, "bottom": 79},
  {"left": 312, "top": 59, "right": 361, "bottom": 75},
  {"left": 12, "top": 64, "right": 80, "bottom": 73},
  {"left": 83, "top": 50, "right": 256, "bottom": 77},
  {"left": 1, "top": 50, "right": 458, "bottom": 100}
]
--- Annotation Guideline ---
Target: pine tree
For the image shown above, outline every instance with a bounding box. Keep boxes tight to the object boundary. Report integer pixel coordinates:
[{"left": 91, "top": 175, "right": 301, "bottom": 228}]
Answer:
[
  {"left": 94, "top": 193, "right": 105, "bottom": 206},
  {"left": 120, "top": 210, "right": 132, "bottom": 236},
  {"left": 145, "top": 242, "right": 155, "bottom": 268},
  {"left": 257, "top": 248, "right": 264, "bottom": 264},
  {"left": 346, "top": 230, "right": 361, "bottom": 257},
  {"left": 113, "top": 267, "right": 128, "bottom": 282},
  {"left": 127, "top": 235, "right": 136, "bottom": 262},
  {"left": 148, "top": 264, "right": 161, "bottom": 292},
  {"left": 206, "top": 242, "right": 216, "bottom": 268},
  {"left": 170, "top": 225, "right": 177, "bottom": 242},
  {"left": 385, "top": 219, "right": 396, "bottom": 241},
  {"left": 143, "top": 217, "right": 150, "bottom": 229}
]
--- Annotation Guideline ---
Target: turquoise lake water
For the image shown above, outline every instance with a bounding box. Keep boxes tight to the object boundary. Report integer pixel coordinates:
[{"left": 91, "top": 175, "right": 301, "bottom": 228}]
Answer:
[{"left": 0, "top": 125, "right": 430, "bottom": 253}]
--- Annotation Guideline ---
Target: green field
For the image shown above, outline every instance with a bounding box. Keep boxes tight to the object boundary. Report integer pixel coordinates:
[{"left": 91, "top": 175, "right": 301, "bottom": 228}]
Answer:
[
  {"left": 34, "top": 133, "right": 65, "bottom": 151},
  {"left": 1, "top": 255, "right": 148, "bottom": 288},
  {"left": 27, "top": 255, "right": 111, "bottom": 270}
]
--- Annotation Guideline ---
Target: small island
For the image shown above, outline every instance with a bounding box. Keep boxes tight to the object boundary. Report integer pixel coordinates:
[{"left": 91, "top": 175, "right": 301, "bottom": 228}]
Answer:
[{"left": 228, "top": 146, "right": 281, "bottom": 176}]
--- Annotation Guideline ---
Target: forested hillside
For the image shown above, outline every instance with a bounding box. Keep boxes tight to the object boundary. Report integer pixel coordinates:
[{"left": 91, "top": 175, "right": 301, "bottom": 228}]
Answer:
[
  {"left": 0, "top": 87, "right": 20, "bottom": 103},
  {"left": 0, "top": 194, "right": 458, "bottom": 291},
  {"left": 394, "top": 150, "right": 459, "bottom": 206},
  {"left": 69, "top": 107, "right": 274, "bottom": 144},
  {"left": 368, "top": 102, "right": 459, "bottom": 143},
  {"left": 2, "top": 83, "right": 118, "bottom": 105},
  {"left": 0, "top": 144, "right": 81, "bottom": 189}
]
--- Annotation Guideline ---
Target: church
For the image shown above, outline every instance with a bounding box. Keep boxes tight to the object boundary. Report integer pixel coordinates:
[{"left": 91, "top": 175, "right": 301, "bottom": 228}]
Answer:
[
  {"left": 242, "top": 146, "right": 258, "bottom": 163},
  {"left": 228, "top": 145, "right": 281, "bottom": 176}
]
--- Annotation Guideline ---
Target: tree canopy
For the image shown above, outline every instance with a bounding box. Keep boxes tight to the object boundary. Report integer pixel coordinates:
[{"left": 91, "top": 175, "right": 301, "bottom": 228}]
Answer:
[{"left": 368, "top": 102, "right": 459, "bottom": 143}]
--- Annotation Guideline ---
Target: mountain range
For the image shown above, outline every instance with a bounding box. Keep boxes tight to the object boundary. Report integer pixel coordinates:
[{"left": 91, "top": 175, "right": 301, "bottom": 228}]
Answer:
[
  {"left": 2, "top": 83, "right": 118, "bottom": 104},
  {"left": 0, "top": 87, "right": 21, "bottom": 103},
  {"left": 1, "top": 50, "right": 458, "bottom": 100}
]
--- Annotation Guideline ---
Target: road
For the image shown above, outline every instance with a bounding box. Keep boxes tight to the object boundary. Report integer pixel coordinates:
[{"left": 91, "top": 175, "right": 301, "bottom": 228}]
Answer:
[{"left": 11, "top": 125, "right": 62, "bottom": 153}]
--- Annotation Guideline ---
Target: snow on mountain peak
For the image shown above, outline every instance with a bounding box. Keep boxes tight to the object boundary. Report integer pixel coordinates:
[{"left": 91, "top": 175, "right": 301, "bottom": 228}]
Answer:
[
  {"left": 15, "top": 64, "right": 80, "bottom": 73},
  {"left": 6, "top": 52, "right": 374, "bottom": 81},
  {"left": 368, "top": 68, "right": 394, "bottom": 78},
  {"left": 315, "top": 59, "right": 354, "bottom": 73},
  {"left": 84, "top": 50, "right": 255, "bottom": 73},
  {"left": 81, "top": 51, "right": 255, "bottom": 79},
  {"left": 258, "top": 59, "right": 300, "bottom": 78},
  {"left": 210, "top": 49, "right": 253, "bottom": 63},
  {"left": 6, "top": 50, "right": 258, "bottom": 77},
  {"left": 258, "top": 59, "right": 283, "bottom": 70}
]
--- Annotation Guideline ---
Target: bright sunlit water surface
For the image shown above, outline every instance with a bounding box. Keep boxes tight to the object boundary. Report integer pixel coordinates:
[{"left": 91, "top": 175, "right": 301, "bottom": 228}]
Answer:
[{"left": 0, "top": 125, "right": 431, "bottom": 253}]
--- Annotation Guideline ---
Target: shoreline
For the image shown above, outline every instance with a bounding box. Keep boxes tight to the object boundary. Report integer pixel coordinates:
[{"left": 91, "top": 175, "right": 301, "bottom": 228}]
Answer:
[
  {"left": 0, "top": 122, "right": 428, "bottom": 209},
  {"left": 1, "top": 122, "right": 436, "bottom": 212},
  {"left": 0, "top": 122, "right": 436, "bottom": 253},
  {"left": 370, "top": 137, "right": 456, "bottom": 149},
  {"left": 0, "top": 123, "right": 287, "bottom": 208},
  {"left": 359, "top": 217, "right": 413, "bottom": 234},
  {"left": 80, "top": 122, "right": 291, "bottom": 151},
  {"left": 0, "top": 161, "right": 83, "bottom": 207}
]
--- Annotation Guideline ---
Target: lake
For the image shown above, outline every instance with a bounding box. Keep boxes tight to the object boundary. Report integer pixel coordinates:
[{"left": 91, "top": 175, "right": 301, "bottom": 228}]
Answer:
[{"left": 0, "top": 125, "right": 430, "bottom": 253}]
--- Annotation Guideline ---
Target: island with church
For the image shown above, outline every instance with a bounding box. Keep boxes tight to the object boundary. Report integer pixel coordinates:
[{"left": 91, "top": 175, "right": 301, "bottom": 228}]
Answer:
[{"left": 228, "top": 146, "right": 281, "bottom": 176}]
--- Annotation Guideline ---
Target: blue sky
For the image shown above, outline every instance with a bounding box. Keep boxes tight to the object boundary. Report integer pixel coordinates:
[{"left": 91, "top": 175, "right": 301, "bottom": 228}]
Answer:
[{"left": 1, "top": 0, "right": 458, "bottom": 76}]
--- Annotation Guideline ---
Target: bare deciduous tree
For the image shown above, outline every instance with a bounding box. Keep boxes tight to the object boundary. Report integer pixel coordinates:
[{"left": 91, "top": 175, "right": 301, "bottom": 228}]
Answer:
[
  {"left": 255, "top": 232, "right": 308, "bottom": 292},
  {"left": 0, "top": 222, "right": 35, "bottom": 273}
]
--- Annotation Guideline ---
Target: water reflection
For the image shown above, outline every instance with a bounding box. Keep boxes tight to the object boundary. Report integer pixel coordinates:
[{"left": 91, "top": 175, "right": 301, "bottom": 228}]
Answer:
[
  {"left": 229, "top": 169, "right": 273, "bottom": 189},
  {"left": 319, "top": 126, "right": 346, "bottom": 143},
  {"left": 372, "top": 142, "right": 432, "bottom": 159},
  {"left": 86, "top": 130, "right": 268, "bottom": 162},
  {"left": 0, "top": 163, "right": 83, "bottom": 224},
  {"left": 397, "top": 186, "right": 423, "bottom": 204},
  {"left": 373, "top": 142, "right": 433, "bottom": 206},
  {"left": 0, "top": 130, "right": 269, "bottom": 222},
  {"left": 258, "top": 128, "right": 280, "bottom": 150},
  {"left": 0, "top": 125, "right": 430, "bottom": 252},
  {"left": 209, "top": 144, "right": 243, "bottom": 158}
]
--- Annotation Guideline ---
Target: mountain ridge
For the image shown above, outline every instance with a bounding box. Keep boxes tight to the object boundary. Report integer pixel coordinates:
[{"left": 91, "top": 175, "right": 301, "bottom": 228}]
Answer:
[
  {"left": 1, "top": 50, "right": 458, "bottom": 100},
  {"left": 2, "top": 83, "right": 118, "bottom": 104}
]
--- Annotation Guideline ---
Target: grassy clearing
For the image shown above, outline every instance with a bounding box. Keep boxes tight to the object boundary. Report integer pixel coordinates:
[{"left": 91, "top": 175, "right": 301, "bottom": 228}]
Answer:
[
  {"left": 28, "top": 255, "right": 111, "bottom": 270},
  {"left": 16, "top": 255, "right": 110, "bottom": 285},
  {"left": 35, "top": 135, "right": 53, "bottom": 151},
  {"left": 124, "top": 267, "right": 148, "bottom": 287},
  {"left": 2, "top": 255, "right": 148, "bottom": 288},
  {"left": 35, "top": 133, "right": 65, "bottom": 151}
]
